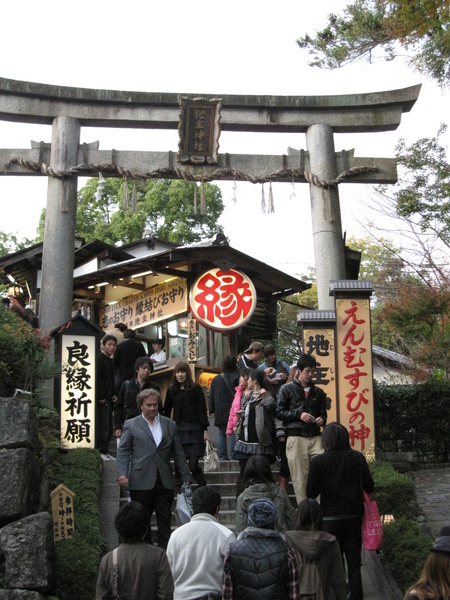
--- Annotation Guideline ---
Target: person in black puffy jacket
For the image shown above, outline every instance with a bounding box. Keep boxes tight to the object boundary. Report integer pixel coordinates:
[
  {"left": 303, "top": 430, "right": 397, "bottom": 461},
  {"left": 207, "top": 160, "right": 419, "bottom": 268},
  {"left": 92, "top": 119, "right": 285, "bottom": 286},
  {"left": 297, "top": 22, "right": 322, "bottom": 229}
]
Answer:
[{"left": 222, "top": 498, "right": 300, "bottom": 600}]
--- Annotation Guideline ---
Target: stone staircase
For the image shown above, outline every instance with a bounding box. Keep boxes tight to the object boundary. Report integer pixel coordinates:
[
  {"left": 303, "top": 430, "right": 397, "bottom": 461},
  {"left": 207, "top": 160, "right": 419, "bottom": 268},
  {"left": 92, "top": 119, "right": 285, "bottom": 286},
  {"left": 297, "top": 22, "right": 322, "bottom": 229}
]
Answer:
[
  {"left": 123, "top": 459, "right": 288, "bottom": 533},
  {"left": 99, "top": 451, "right": 404, "bottom": 600},
  {"left": 100, "top": 453, "right": 290, "bottom": 550}
]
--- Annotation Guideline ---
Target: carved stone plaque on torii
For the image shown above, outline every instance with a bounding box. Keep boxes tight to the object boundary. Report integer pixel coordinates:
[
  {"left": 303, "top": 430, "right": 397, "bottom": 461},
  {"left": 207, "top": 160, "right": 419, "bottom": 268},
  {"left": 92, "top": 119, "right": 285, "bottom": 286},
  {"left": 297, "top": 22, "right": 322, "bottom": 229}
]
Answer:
[{"left": 0, "top": 77, "right": 420, "bottom": 330}]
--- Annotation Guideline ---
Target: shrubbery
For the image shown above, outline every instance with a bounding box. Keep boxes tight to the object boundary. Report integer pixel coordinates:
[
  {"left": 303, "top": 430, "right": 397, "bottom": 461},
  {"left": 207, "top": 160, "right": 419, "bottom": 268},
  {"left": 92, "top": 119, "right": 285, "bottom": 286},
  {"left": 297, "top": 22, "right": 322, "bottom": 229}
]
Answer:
[
  {"left": 368, "top": 460, "right": 434, "bottom": 594},
  {"left": 382, "top": 517, "right": 433, "bottom": 593},
  {"left": 369, "top": 460, "right": 415, "bottom": 517},
  {"left": 0, "top": 308, "right": 51, "bottom": 397},
  {"left": 375, "top": 380, "right": 450, "bottom": 462},
  {"left": 49, "top": 447, "right": 104, "bottom": 600}
]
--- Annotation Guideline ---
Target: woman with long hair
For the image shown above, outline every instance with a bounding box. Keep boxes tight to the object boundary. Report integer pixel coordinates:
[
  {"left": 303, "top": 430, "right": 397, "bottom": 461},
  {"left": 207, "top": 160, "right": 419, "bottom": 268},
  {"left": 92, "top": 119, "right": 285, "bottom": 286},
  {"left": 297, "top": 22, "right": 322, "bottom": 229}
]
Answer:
[
  {"left": 404, "top": 525, "right": 450, "bottom": 600},
  {"left": 232, "top": 369, "right": 277, "bottom": 479},
  {"left": 163, "top": 361, "right": 210, "bottom": 486},
  {"left": 235, "top": 455, "right": 295, "bottom": 535},
  {"left": 285, "top": 499, "right": 347, "bottom": 600}
]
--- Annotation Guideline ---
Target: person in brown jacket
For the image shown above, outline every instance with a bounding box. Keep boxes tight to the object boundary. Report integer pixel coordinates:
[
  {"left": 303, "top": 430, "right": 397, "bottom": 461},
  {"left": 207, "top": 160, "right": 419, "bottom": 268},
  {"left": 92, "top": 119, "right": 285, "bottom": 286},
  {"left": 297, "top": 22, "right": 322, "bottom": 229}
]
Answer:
[
  {"left": 96, "top": 501, "right": 174, "bottom": 600},
  {"left": 285, "top": 498, "right": 347, "bottom": 600}
]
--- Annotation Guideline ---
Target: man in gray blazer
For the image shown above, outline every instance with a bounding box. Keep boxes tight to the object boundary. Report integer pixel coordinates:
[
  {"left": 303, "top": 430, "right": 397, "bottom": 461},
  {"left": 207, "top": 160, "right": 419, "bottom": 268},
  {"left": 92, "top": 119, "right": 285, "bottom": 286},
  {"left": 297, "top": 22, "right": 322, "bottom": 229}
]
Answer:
[{"left": 117, "top": 388, "right": 191, "bottom": 549}]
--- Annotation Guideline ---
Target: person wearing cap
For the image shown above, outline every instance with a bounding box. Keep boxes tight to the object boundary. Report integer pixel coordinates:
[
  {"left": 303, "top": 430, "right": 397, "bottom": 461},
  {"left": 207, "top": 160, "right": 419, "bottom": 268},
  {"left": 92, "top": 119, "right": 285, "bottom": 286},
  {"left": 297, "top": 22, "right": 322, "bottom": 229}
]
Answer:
[
  {"left": 22, "top": 306, "right": 39, "bottom": 328},
  {"left": 404, "top": 525, "right": 450, "bottom": 600},
  {"left": 237, "top": 341, "right": 264, "bottom": 371},
  {"left": 222, "top": 498, "right": 300, "bottom": 600}
]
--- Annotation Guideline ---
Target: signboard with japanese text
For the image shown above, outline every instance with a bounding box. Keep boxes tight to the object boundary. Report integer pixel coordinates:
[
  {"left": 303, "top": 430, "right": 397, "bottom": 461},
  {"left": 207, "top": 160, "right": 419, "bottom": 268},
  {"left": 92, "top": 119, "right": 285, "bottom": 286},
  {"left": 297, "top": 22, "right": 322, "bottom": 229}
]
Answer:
[
  {"left": 190, "top": 268, "right": 257, "bottom": 332},
  {"left": 303, "top": 328, "right": 338, "bottom": 424},
  {"left": 335, "top": 298, "right": 375, "bottom": 454},
  {"left": 100, "top": 277, "right": 188, "bottom": 331},
  {"left": 60, "top": 334, "right": 96, "bottom": 449},
  {"left": 178, "top": 97, "right": 222, "bottom": 164},
  {"left": 51, "top": 483, "right": 75, "bottom": 542},
  {"left": 187, "top": 319, "right": 197, "bottom": 363}
]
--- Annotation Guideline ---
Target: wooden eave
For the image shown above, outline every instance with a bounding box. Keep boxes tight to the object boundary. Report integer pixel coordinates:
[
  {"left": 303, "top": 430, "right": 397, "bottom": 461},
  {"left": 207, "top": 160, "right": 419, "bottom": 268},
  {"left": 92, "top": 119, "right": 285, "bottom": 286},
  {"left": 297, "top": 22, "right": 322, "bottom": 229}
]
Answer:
[{"left": 73, "top": 244, "right": 310, "bottom": 299}]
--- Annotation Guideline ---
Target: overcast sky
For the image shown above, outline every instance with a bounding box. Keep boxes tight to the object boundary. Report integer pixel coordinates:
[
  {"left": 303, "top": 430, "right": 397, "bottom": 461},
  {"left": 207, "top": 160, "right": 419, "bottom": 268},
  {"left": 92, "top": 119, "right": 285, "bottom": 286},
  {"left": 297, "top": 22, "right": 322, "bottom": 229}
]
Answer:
[{"left": 1, "top": 0, "right": 448, "bottom": 277}]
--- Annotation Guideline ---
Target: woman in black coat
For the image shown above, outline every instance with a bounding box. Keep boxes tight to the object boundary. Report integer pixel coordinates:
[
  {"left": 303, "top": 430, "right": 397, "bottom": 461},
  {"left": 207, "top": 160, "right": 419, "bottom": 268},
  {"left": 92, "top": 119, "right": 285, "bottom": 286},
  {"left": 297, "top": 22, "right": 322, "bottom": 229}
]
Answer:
[
  {"left": 209, "top": 355, "right": 239, "bottom": 460},
  {"left": 163, "top": 361, "right": 210, "bottom": 486}
]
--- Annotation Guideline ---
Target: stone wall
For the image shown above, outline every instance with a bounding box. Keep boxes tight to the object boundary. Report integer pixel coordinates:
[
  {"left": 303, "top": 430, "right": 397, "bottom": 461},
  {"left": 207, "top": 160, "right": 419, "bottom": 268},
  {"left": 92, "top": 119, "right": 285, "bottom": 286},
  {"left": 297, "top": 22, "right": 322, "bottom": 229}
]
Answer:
[{"left": 0, "top": 398, "right": 53, "bottom": 598}]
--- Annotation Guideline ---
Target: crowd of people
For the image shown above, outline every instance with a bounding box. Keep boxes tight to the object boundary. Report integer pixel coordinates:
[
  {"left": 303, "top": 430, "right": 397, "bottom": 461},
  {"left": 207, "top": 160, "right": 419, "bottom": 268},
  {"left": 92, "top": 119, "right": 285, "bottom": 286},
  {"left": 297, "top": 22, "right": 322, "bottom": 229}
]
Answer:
[
  {"left": 95, "top": 326, "right": 166, "bottom": 461},
  {"left": 1, "top": 295, "right": 39, "bottom": 327},
  {"left": 93, "top": 335, "right": 450, "bottom": 600}
]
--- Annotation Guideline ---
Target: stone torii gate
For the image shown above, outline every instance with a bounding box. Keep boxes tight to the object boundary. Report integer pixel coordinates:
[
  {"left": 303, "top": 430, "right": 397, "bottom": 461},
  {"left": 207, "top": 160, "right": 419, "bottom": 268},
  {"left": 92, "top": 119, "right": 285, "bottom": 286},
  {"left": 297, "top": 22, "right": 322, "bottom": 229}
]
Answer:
[{"left": 0, "top": 77, "right": 420, "bottom": 331}]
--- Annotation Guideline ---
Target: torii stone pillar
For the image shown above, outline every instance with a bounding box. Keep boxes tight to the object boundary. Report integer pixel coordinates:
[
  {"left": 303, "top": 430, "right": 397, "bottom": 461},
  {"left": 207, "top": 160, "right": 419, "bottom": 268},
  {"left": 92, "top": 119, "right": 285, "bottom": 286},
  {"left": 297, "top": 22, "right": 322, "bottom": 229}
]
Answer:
[
  {"left": 39, "top": 116, "right": 80, "bottom": 331},
  {"left": 307, "top": 124, "right": 346, "bottom": 309}
]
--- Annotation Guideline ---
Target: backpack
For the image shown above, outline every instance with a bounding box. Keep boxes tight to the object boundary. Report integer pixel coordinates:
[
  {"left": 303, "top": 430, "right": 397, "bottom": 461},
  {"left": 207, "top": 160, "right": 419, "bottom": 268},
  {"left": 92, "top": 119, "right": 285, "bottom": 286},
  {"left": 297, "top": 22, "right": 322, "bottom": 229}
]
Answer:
[{"left": 285, "top": 533, "right": 324, "bottom": 600}]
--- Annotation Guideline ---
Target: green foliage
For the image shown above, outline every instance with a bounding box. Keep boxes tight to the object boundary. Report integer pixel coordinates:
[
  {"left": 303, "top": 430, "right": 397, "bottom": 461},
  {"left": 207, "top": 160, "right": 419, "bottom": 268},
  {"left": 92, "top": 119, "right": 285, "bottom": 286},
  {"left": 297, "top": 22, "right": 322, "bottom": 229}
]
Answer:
[
  {"left": 37, "top": 406, "right": 62, "bottom": 451},
  {"left": 394, "top": 125, "right": 450, "bottom": 250},
  {"left": 374, "top": 380, "right": 450, "bottom": 461},
  {"left": 382, "top": 517, "right": 433, "bottom": 593},
  {"left": 141, "top": 179, "right": 224, "bottom": 244},
  {"left": 298, "top": 1, "right": 391, "bottom": 68},
  {"left": 378, "top": 280, "right": 450, "bottom": 375},
  {"left": 40, "top": 177, "right": 225, "bottom": 246},
  {"left": 345, "top": 235, "right": 408, "bottom": 308},
  {"left": 368, "top": 460, "right": 415, "bottom": 517},
  {"left": 0, "top": 230, "right": 35, "bottom": 257},
  {"left": 0, "top": 308, "right": 51, "bottom": 396},
  {"left": 297, "top": 0, "right": 450, "bottom": 87},
  {"left": 50, "top": 448, "right": 104, "bottom": 600},
  {"left": 359, "top": 130, "right": 450, "bottom": 366}
]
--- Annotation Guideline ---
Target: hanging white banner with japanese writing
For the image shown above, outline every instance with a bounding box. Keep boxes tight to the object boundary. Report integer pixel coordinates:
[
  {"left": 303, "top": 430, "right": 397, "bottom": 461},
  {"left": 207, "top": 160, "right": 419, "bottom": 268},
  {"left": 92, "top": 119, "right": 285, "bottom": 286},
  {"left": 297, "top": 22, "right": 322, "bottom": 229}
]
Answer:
[
  {"left": 303, "top": 327, "right": 338, "bottom": 424},
  {"left": 190, "top": 268, "right": 257, "bottom": 332},
  {"left": 335, "top": 299, "right": 375, "bottom": 455},
  {"left": 99, "top": 277, "right": 188, "bottom": 331},
  {"left": 60, "top": 334, "right": 96, "bottom": 449}
]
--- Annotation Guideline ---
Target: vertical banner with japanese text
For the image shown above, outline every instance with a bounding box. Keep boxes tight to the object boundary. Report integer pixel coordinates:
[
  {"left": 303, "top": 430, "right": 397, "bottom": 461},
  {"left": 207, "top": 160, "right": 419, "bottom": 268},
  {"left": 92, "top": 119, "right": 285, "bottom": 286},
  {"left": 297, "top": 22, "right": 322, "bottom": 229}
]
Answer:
[
  {"left": 303, "top": 328, "right": 338, "bottom": 423},
  {"left": 335, "top": 298, "right": 375, "bottom": 454},
  {"left": 187, "top": 319, "right": 197, "bottom": 363},
  {"left": 60, "top": 334, "right": 96, "bottom": 448}
]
